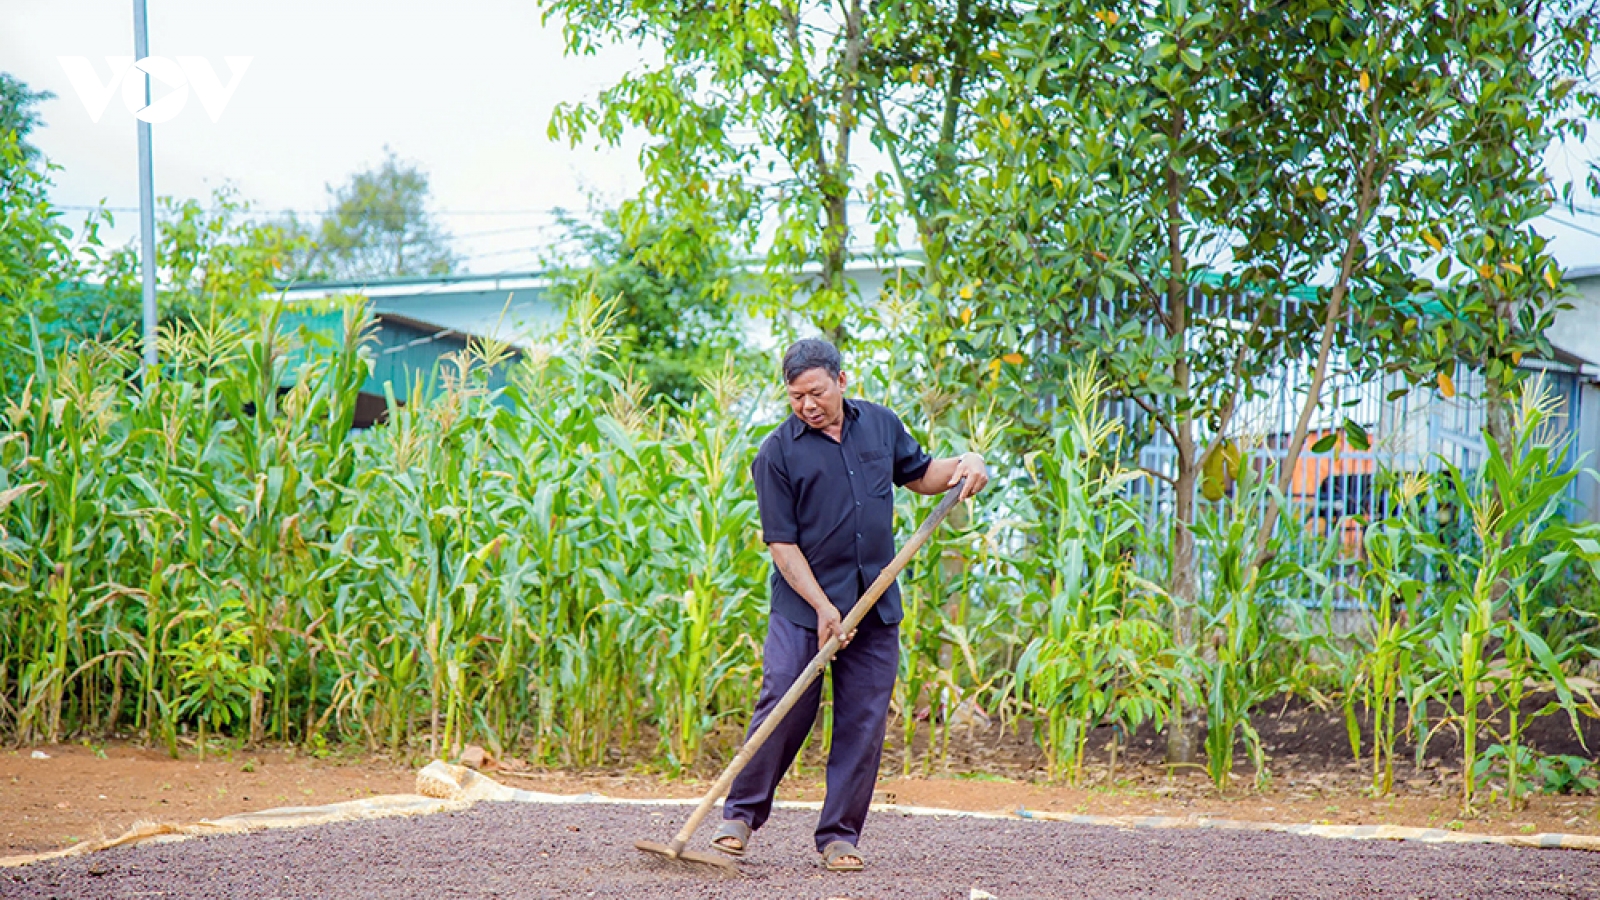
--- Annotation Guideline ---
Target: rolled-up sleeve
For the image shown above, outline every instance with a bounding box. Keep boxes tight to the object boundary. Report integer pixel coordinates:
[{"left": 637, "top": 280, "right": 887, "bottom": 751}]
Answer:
[
  {"left": 752, "top": 442, "right": 799, "bottom": 544},
  {"left": 891, "top": 415, "right": 933, "bottom": 487}
]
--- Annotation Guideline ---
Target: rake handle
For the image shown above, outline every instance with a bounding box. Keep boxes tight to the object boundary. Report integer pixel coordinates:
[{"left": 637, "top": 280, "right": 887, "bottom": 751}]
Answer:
[{"left": 667, "top": 480, "right": 968, "bottom": 854}]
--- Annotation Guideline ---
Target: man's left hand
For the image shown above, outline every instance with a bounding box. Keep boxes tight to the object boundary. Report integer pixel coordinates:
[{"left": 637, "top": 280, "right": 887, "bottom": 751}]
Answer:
[{"left": 948, "top": 452, "right": 989, "bottom": 502}]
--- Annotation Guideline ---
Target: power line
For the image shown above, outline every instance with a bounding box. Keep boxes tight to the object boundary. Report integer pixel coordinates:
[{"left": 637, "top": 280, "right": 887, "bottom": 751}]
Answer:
[
  {"left": 54, "top": 204, "right": 565, "bottom": 218},
  {"left": 52, "top": 205, "right": 564, "bottom": 250},
  {"left": 53, "top": 207, "right": 557, "bottom": 265},
  {"left": 449, "top": 223, "right": 559, "bottom": 240},
  {"left": 459, "top": 244, "right": 547, "bottom": 261}
]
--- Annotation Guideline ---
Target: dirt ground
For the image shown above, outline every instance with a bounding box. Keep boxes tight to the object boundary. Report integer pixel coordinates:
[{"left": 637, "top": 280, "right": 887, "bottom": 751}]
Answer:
[
  {"left": 6, "top": 800, "right": 1600, "bottom": 900},
  {"left": 4, "top": 693, "right": 1598, "bottom": 858}
]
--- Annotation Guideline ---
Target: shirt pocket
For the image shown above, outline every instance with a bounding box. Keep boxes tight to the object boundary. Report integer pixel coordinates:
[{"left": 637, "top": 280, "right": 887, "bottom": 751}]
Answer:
[{"left": 858, "top": 448, "right": 894, "bottom": 497}]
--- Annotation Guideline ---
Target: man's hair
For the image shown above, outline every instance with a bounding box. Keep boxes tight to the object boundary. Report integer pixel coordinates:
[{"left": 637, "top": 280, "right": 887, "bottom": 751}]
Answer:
[{"left": 782, "top": 338, "right": 843, "bottom": 384}]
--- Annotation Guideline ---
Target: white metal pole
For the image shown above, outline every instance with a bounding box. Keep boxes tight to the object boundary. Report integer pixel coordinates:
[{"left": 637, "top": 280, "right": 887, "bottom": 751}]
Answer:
[{"left": 134, "top": 0, "right": 158, "bottom": 375}]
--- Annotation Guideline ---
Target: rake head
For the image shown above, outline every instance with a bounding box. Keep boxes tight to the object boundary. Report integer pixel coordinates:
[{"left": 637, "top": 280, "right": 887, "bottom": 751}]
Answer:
[{"left": 634, "top": 839, "right": 741, "bottom": 876}]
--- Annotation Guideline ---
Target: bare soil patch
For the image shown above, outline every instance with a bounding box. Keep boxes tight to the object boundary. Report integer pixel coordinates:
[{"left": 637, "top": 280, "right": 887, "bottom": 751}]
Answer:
[
  {"left": 0, "top": 744, "right": 413, "bottom": 855},
  {"left": 2, "top": 694, "right": 1596, "bottom": 859}
]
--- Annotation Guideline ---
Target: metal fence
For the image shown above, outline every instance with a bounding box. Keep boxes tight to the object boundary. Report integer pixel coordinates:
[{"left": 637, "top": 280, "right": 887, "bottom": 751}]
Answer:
[{"left": 1090, "top": 288, "right": 1586, "bottom": 609}]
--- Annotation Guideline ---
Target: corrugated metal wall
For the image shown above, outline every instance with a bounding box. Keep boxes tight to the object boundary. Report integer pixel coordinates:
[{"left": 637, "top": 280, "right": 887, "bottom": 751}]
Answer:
[
  {"left": 1100, "top": 288, "right": 1593, "bottom": 608},
  {"left": 280, "top": 307, "right": 514, "bottom": 408}
]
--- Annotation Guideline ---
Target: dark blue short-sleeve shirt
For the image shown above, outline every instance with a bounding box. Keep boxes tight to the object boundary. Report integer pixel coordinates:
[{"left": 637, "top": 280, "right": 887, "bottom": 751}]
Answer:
[{"left": 750, "top": 399, "right": 934, "bottom": 629}]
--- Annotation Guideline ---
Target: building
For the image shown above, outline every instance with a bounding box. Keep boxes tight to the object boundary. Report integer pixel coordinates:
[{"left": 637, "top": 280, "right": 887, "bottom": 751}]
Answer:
[
  {"left": 273, "top": 259, "right": 912, "bottom": 425},
  {"left": 278, "top": 271, "right": 559, "bottom": 426},
  {"left": 277, "top": 265, "right": 1600, "bottom": 512},
  {"left": 1545, "top": 265, "right": 1600, "bottom": 521}
]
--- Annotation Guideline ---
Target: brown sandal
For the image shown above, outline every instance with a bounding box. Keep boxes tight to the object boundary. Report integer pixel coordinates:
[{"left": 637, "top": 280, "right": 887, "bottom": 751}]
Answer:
[
  {"left": 820, "top": 840, "right": 864, "bottom": 872},
  {"left": 710, "top": 819, "right": 751, "bottom": 858}
]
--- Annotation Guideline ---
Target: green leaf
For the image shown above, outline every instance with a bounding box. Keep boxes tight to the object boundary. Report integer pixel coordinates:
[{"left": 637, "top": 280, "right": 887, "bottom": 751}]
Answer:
[
  {"left": 1342, "top": 419, "right": 1370, "bottom": 451},
  {"left": 595, "top": 415, "right": 641, "bottom": 465}
]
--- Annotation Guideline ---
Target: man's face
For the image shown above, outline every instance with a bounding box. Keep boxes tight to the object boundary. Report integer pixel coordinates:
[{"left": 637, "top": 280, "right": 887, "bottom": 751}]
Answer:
[{"left": 786, "top": 367, "right": 847, "bottom": 431}]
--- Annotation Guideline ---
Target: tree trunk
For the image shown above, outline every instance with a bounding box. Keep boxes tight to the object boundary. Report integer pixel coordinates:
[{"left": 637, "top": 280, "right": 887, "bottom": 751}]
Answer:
[
  {"left": 249, "top": 688, "right": 264, "bottom": 746},
  {"left": 820, "top": 0, "right": 864, "bottom": 347},
  {"left": 1167, "top": 453, "right": 1199, "bottom": 766},
  {"left": 1484, "top": 367, "right": 1515, "bottom": 453},
  {"left": 1252, "top": 278, "right": 1349, "bottom": 568},
  {"left": 1162, "top": 105, "right": 1197, "bottom": 765},
  {"left": 866, "top": 0, "right": 973, "bottom": 280},
  {"left": 1251, "top": 132, "right": 1379, "bottom": 571}
]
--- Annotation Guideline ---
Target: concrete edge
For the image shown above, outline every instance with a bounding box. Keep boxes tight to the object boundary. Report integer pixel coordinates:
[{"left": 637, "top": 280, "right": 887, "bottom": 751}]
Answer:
[
  {"left": 0, "top": 795, "right": 471, "bottom": 868},
  {"left": 1011, "top": 808, "right": 1600, "bottom": 852}
]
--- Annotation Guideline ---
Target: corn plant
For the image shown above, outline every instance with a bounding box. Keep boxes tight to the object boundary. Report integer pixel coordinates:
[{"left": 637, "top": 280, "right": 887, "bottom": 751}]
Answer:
[
  {"left": 0, "top": 302, "right": 378, "bottom": 753},
  {"left": 0, "top": 449, "right": 38, "bottom": 727},
  {"left": 5, "top": 336, "right": 132, "bottom": 743},
  {"left": 9, "top": 284, "right": 1599, "bottom": 800},
  {"left": 169, "top": 592, "right": 271, "bottom": 760},
  {"left": 1411, "top": 382, "right": 1600, "bottom": 811},
  {"left": 896, "top": 405, "right": 1010, "bottom": 775},
  {"left": 1351, "top": 473, "right": 1434, "bottom": 796},
  {"left": 1014, "top": 369, "right": 1176, "bottom": 783},
  {"left": 1189, "top": 478, "right": 1289, "bottom": 790},
  {"left": 647, "top": 361, "right": 767, "bottom": 770},
  {"left": 1292, "top": 533, "right": 1364, "bottom": 772}
]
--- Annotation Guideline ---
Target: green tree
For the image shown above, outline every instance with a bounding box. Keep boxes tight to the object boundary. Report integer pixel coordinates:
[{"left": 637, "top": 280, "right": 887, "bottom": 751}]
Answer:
[
  {"left": 1365, "top": 0, "right": 1600, "bottom": 451},
  {"left": 0, "top": 74, "right": 75, "bottom": 396},
  {"left": 0, "top": 72, "right": 53, "bottom": 170},
  {"left": 549, "top": 201, "right": 746, "bottom": 401},
  {"left": 942, "top": 0, "right": 1599, "bottom": 761},
  {"left": 85, "top": 186, "right": 306, "bottom": 337},
  {"left": 267, "top": 211, "right": 324, "bottom": 282},
  {"left": 1239, "top": 0, "right": 1597, "bottom": 563},
  {"left": 546, "top": 0, "right": 1600, "bottom": 767},
  {"left": 544, "top": 0, "right": 1011, "bottom": 341},
  {"left": 308, "top": 147, "right": 458, "bottom": 280}
]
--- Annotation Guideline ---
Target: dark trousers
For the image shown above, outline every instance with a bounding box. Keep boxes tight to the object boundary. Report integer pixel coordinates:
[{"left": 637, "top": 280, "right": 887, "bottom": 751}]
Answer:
[{"left": 722, "top": 613, "right": 899, "bottom": 852}]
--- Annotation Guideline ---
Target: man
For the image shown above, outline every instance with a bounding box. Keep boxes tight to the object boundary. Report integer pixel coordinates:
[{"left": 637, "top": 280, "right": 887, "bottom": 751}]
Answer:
[{"left": 711, "top": 338, "right": 988, "bottom": 872}]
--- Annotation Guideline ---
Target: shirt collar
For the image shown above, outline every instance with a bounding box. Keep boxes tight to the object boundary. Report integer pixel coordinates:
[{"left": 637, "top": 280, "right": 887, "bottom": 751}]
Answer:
[{"left": 786, "top": 398, "right": 861, "bottom": 439}]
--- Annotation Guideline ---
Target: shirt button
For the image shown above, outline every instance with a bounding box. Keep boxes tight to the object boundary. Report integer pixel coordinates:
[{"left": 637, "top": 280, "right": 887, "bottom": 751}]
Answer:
[
  {"left": 849, "top": 470, "right": 855, "bottom": 475},
  {"left": 855, "top": 501, "right": 861, "bottom": 507}
]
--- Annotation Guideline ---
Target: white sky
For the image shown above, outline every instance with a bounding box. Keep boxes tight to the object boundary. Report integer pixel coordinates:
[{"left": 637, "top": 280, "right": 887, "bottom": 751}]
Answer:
[
  {"left": 4, "top": 0, "right": 1600, "bottom": 277},
  {"left": 3, "top": 0, "right": 651, "bottom": 274}
]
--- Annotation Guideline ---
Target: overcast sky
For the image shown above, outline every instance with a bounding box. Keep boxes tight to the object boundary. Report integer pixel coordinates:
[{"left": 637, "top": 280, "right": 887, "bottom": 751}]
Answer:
[
  {"left": 4, "top": 0, "right": 1600, "bottom": 276},
  {"left": 4, "top": 0, "right": 652, "bottom": 274}
]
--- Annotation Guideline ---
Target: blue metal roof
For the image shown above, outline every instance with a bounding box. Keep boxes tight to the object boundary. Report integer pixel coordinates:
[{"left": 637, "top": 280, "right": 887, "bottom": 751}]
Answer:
[{"left": 278, "top": 278, "right": 559, "bottom": 406}]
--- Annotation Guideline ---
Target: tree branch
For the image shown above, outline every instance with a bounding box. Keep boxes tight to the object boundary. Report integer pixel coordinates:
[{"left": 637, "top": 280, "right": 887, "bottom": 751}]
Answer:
[
  {"left": 1141, "top": 465, "right": 1178, "bottom": 488},
  {"left": 866, "top": 92, "right": 936, "bottom": 248},
  {"left": 1250, "top": 58, "right": 1388, "bottom": 571},
  {"left": 1127, "top": 390, "right": 1180, "bottom": 448}
]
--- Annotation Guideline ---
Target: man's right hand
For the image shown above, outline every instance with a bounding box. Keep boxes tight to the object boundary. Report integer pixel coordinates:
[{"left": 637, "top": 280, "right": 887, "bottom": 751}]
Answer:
[
  {"left": 816, "top": 603, "right": 853, "bottom": 651},
  {"left": 770, "top": 543, "right": 854, "bottom": 652}
]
